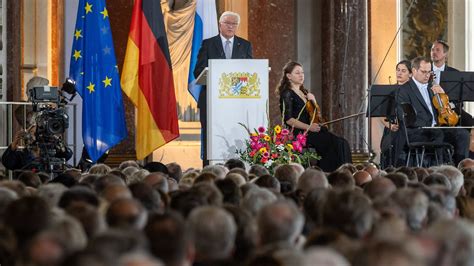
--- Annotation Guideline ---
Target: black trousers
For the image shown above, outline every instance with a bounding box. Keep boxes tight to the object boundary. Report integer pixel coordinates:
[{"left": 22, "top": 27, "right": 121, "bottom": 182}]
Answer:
[{"left": 198, "top": 88, "right": 209, "bottom": 167}]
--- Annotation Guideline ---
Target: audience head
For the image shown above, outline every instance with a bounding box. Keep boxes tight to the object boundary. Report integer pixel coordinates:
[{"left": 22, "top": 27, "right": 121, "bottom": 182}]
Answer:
[
  {"left": 249, "top": 164, "right": 270, "bottom": 179},
  {"left": 89, "top": 163, "right": 112, "bottom": 175},
  {"left": 353, "top": 170, "right": 372, "bottom": 187},
  {"left": 363, "top": 177, "right": 396, "bottom": 200},
  {"left": 106, "top": 198, "right": 147, "bottom": 230},
  {"left": 433, "top": 165, "right": 464, "bottom": 196},
  {"left": 255, "top": 174, "right": 281, "bottom": 193},
  {"left": 327, "top": 170, "right": 355, "bottom": 190},
  {"left": 257, "top": 200, "right": 304, "bottom": 246},
  {"left": 143, "top": 161, "right": 169, "bottom": 175},
  {"left": 145, "top": 212, "right": 191, "bottom": 266},
  {"left": 188, "top": 206, "right": 237, "bottom": 260},
  {"left": 224, "top": 158, "right": 246, "bottom": 170},
  {"left": 297, "top": 169, "right": 328, "bottom": 195},
  {"left": 322, "top": 190, "right": 373, "bottom": 239},
  {"left": 166, "top": 162, "right": 183, "bottom": 182}
]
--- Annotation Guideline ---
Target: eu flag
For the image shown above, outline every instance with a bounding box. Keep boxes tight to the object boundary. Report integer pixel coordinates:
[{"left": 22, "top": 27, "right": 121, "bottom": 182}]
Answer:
[{"left": 69, "top": 0, "right": 127, "bottom": 162}]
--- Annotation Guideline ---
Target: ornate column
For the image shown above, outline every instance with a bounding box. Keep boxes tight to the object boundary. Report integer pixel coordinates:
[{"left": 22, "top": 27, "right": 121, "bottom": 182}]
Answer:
[
  {"left": 106, "top": 0, "right": 136, "bottom": 162},
  {"left": 321, "top": 0, "right": 368, "bottom": 157},
  {"left": 248, "top": 0, "right": 297, "bottom": 126}
]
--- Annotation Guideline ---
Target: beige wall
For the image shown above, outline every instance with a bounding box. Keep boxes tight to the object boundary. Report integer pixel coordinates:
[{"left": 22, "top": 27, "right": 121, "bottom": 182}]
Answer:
[{"left": 370, "top": 0, "right": 399, "bottom": 163}]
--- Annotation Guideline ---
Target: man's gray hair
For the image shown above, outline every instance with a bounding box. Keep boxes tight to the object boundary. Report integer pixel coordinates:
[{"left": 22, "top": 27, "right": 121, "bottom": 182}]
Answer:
[
  {"left": 219, "top": 11, "right": 240, "bottom": 24},
  {"left": 241, "top": 187, "right": 277, "bottom": 216},
  {"left": 433, "top": 165, "right": 464, "bottom": 196},
  {"left": 187, "top": 206, "right": 237, "bottom": 260},
  {"left": 391, "top": 188, "right": 429, "bottom": 231},
  {"left": 257, "top": 200, "right": 305, "bottom": 246},
  {"left": 304, "top": 247, "right": 350, "bottom": 266}
]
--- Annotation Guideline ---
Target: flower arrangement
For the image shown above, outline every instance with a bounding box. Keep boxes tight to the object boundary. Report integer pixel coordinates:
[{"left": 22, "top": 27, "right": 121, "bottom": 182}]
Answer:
[{"left": 238, "top": 124, "right": 320, "bottom": 170}]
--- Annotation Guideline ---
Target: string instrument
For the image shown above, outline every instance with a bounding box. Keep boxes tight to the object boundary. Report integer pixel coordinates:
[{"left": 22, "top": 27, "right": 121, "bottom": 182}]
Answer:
[
  {"left": 300, "top": 87, "right": 324, "bottom": 124},
  {"left": 429, "top": 73, "right": 459, "bottom": 126}
]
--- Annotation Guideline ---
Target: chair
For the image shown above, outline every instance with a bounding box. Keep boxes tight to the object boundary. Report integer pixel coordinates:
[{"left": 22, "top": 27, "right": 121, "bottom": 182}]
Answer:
[{"left": 399, "top": 102, "right": 454, "bottom": 167}]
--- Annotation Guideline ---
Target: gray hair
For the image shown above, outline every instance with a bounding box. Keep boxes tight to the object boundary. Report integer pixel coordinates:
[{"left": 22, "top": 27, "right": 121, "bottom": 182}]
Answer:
[
  {"left": 202, "top": 165, "right": 228, "bottom": 180},
  {"left": 433, "top": 165, "right": 464, "bottom": 196},
  {"left": 118, "top": 251, "right": 164, "bottom": 266},
  {"left": 219, "top": 11, "right": 240, "bottom": 24},
  {"left": 427, "top": 219, "right": 474, "bottom": 266},
  {"left": 187, "top": 206, "right": 237, "bottom": 260},
  {"left": 297, "top": 169, "right": 328, "bottom": 194},
  {"left": 304, "top": 247, "right": 350, "bottom": 266},
  {"left": 241, "top": 187, "right": 277, "bottom": 216},
  {"left": 391, "top": 188, "right": 429, "bottom": 231},
  {"left": 37, "top": 183, "right": 68, "bottom": 207},
  {"left": 257, "top": 200, "right": 304, "bottom": 246}
]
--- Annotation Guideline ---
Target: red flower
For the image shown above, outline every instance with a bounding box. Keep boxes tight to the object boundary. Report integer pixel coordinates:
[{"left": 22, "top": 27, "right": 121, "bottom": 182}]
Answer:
[
  {"left": 261, "top": 157, "right": 268, "bottom": 163},
  {"left": 271, "top": 153, "right": 279, "bottom": 159}
]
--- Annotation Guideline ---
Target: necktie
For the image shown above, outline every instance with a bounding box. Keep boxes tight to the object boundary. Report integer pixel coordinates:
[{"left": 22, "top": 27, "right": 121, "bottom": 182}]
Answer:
[{"left": 224, "top": 40, "right": 231, "bottom": 59}]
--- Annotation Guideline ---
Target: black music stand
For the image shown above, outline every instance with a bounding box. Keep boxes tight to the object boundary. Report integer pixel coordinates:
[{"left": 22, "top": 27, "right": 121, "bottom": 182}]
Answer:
[
  {"left": 367, "top": 85, "right": 400, "bottom": 167},
  {"left": 440, "top": 71, "right": 474, "bottom": 125}
]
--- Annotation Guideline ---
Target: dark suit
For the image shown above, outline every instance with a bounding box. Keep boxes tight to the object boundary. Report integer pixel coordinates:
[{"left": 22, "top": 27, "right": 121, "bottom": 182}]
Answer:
[
  {"left": 398, "top": 78, "right": 469, "bottom": 165},
  {"left": 194, "top": 35, "right": 253, "bottom": 165}
]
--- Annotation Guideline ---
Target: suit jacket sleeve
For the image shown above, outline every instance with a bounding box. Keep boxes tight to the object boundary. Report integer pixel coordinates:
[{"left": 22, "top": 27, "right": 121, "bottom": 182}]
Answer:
[{"left": 194, "top": 39, "right": 210, "bottom": 79}]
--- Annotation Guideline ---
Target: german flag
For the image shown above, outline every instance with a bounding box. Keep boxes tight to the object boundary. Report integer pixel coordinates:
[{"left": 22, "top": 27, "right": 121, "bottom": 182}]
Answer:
[{"left": 121, "top": 0, "right": 179, "bottom": 160}]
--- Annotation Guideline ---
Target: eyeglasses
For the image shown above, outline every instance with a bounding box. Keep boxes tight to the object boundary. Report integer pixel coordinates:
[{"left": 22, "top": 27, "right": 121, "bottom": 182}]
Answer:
[
  {"left": 418, "top": 70, "right": 431, "bottom": 75},
  {"left": 221, "top": 21, "right": 239, "bottom": 27}
]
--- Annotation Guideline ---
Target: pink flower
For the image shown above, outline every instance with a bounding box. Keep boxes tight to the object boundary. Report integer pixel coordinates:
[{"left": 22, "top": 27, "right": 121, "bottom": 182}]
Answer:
[
  {"left": 296, "top": 133, "right": 307, "bottom": 146},
  {"left": 249, "top": 150, "right": 256, "bottom": 157},
  {"left": 250, "top": 136, "right": 259, "bottom": 142},
  {"left": 263, "top": 152, "right": 270, "bottom": 158},
  {"left": 292, "top": 141, "right": 303, "bottom": 153},
  {"left": 281, "top": 129, "right": 289, "bottom": 136},
  {"left": 258, "top": 126, "right": 266, "bottom": 133}
]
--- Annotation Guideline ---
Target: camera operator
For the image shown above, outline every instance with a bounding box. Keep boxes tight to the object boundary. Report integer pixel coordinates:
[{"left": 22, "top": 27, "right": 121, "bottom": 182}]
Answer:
[
  {"left": 1, "top": 125, "right": 73, "bottom": 171},
  {"left": 1, "top": 76, "right": 74, "bottom": 172}
]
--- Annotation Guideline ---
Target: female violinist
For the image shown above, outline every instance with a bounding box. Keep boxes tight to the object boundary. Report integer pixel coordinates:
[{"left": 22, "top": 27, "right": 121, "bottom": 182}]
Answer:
[{"left": 277, "top": 61, "right": 351, "bottom": 172}]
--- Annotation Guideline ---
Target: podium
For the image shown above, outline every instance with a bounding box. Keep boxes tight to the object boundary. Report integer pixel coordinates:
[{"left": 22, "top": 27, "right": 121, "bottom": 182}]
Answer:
[{"left": 198, "top": 59, "right": 269, "bottom": 164}]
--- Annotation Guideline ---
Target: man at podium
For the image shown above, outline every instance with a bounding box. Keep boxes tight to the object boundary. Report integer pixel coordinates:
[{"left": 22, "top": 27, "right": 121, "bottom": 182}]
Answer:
[{"left": 194, "top": 11, "right": 253, "bottom": 166}]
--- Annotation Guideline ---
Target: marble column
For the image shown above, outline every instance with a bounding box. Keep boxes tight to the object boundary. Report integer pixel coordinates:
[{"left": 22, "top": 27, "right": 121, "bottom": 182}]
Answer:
[
  {"left": 106, "top": 0, "right": 136, "bottom": 159},
  {"left": 321, "top": 0, "right": 368, "bottom": 154},
  {"left": 248, "top": 0, "right": 297, "bottom": 126}
]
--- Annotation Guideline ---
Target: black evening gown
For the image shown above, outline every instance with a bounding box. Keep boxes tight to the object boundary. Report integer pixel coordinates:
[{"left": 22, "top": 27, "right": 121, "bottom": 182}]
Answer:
[{"left": 280, "top": 89, "right": 352, "bottom": 172}]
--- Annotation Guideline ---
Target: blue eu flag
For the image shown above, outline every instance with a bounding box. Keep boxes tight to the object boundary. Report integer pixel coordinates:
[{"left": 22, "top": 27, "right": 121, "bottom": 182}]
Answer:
[{"left": 69, "top": 0, "right": 127, "bottom": 162}]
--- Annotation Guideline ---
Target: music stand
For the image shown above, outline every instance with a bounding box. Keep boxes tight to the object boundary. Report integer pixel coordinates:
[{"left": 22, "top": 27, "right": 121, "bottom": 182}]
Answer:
[
  {"left": 366, "top": 85, "right": 399, "bottom": 117},
  {"left": 367, "top": 85, "right": 400, "bottom": 167},
  {"left": 440, "top": 71, "right": 474, "bottom": 125}
]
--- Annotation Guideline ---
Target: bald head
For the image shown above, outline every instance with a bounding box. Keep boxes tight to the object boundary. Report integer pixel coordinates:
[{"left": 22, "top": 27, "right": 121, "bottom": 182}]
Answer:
[{"left": 353, "top": 170, "right": 372, "bottom": 187}]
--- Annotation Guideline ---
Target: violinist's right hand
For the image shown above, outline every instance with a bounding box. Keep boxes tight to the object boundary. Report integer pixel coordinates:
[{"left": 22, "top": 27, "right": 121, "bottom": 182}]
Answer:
[
  {"left": 431, "top": 84, "right": 445, "bottom": 94},
  {"left": 309, "top": 123, "right": 321, "bottom": 132}
]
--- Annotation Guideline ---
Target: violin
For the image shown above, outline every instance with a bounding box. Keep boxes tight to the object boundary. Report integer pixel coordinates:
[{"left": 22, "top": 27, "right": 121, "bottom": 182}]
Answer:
[
  {"left": 300, "top": 87, "right": 324, "bottom": 124},
  {"left": 429, "top": 73, "right": 459, "bottom": 126}
]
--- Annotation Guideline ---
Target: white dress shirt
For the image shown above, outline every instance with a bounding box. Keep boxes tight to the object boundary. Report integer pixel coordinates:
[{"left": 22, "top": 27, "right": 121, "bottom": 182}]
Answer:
[
  {"left": 432, "top": 63, "right": 445, "bottom": 85},
  {"left": 413, "top": 78, "right": 436, "bottom": 126},
  {"left": 220, "top": 35, "right": 234, "bottom": 58}
]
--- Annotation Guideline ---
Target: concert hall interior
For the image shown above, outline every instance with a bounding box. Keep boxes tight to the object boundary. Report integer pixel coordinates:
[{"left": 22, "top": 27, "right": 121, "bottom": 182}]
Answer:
[{"left": 2, "top": 1, "right": 474, "bottom": 265}]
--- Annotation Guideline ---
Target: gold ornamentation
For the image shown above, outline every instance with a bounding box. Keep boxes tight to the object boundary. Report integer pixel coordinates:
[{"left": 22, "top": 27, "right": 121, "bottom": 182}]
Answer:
[{"left": 218, "top": 72, "right": 261, "bottom": 98}]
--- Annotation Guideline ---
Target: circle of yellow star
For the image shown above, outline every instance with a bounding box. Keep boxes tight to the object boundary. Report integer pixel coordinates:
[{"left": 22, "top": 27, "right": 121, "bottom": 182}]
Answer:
[
  {"left": 73, "top": 50, "right": 82, "bottom": 61},
  {"left": 74, "top": 29, "right": 82, "bottom": 40},
  {"left": 102, "top": 76, "right": 112, "bottom": 87},
  {"left": 85, "top": 2, "right": 93, "bottom": 14},
  {"left": 100, "top": 8, "right": 109, "bottom": 19},
  {"left": 87, "top": 82, "right": 95, "bottom": 93}
]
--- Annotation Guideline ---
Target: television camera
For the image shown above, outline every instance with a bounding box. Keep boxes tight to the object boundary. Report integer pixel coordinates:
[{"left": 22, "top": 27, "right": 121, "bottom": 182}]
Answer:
[{"left": 25, "top": 78, "right": 76, "bottom": 173}]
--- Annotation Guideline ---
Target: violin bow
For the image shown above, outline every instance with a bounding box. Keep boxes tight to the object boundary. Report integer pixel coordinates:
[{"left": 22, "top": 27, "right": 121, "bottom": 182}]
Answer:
[{"left": 320, "top": 112, "right": 366, "bottom": 126}]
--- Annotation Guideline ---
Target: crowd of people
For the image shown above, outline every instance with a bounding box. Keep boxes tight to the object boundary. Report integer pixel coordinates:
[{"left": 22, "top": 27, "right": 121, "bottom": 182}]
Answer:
[{"left": 1, "top": 157, "right": 474, "bottom": 266}]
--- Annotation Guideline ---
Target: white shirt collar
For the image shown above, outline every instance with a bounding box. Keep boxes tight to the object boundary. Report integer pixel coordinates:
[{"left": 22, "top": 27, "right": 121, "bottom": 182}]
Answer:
[
  {"left": 220, "top": 34, "right": 234, "bottom": 44},
  {"left": 433, "top": 63, "right": 445, "bottom": 72},
  {"left": 412, "top": 78, "right": 428, "bottom": 90}
]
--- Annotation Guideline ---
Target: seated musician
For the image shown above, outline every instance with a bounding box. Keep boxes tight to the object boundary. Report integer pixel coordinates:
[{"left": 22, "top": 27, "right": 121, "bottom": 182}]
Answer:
[
  {"left": 380, "top": 60, "right": 412, "bottom": 168},
  {"left": 397, "top": 56, "right": 469, "bottom": 166},
  {"left": 277, "top": 61, "right": 352, "bottom": 172}
]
